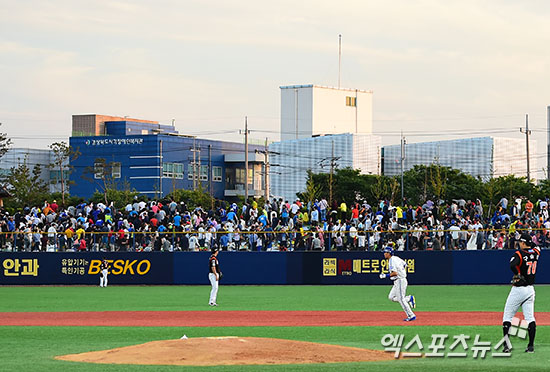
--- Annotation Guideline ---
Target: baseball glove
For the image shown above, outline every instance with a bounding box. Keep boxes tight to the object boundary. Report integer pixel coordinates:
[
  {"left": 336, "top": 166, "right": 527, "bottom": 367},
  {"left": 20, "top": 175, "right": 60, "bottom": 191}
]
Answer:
[
  {"left": 218, "top": 271, "right": 223, "bottom": 280},
  {"left": 511, "top": 274, "right": 527, "bottom": 286}
]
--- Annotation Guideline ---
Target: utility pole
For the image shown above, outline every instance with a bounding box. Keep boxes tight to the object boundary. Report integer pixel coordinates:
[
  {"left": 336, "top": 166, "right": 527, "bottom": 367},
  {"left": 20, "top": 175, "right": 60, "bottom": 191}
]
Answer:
[
  {"left": 209, "top": 144, "right": 213, "bottom": 209},
  {"left": 400, "top": 132, "right": 406, "bottom": 206},
  {"left": 329, "top": 140, "right": 335, "bottom": 207},
  {"left": 192, "top": 138, "right": 196, "bottom": 190},
  {"left": 190, "top": 137, "right": 200, "bottom": 190},
  {"left": 240, "top": 117, "right": 250, "bottom": 201},
  {"left": 547, "top": 106, "right": 550, "bottom": 180},
  {"left": 338, "top": 34, "right": 342, "bottom": 89},
  {"left": 255, "top": 138, "right": 270, "bottom": 202},
  {"left": 520, "top": 114, "right": 531, "bottom": 182},
  {"left": 263, "top": 138, "right": 269, "bottom": 201},
  {"left": 197, "top": 145, "right": 202, "bottom": 189},
  {"left": 294, "top": 89, "right": 299, "bottom": 139},
  {"left": 159, "top": 139, "right": 163, "bottom": 199}
]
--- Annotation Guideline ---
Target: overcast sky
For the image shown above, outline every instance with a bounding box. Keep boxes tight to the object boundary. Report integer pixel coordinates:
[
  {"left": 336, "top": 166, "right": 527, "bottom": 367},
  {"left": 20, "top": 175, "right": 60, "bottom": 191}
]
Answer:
[{"left": 1, "top": 1, "right": 550, "bottom": 175}]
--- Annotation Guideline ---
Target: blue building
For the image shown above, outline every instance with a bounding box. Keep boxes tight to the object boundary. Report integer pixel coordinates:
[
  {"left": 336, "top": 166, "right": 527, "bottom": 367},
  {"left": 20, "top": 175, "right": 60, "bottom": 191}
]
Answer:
[{"left": 69, "top": 115, "right": 265, "bottom": 200}]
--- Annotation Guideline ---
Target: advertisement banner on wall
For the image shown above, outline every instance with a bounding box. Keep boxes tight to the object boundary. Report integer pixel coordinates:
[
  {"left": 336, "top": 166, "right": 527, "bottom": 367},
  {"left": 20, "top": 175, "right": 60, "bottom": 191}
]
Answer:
[
  {"left": 310, "top": 251, "right": 454, "bottom": 285},
  {"left": 0, "top": 253, "right": 173, "bottom": 285}
]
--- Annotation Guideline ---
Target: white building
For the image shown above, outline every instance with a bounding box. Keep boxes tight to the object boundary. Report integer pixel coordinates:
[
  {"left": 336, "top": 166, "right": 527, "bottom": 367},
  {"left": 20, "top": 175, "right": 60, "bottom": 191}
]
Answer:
[
  {"left": 280, "top": 85, "right": 373, "bottom": 141},
  {"left": 382, "top": 137, "right": 537, "bottom": 180},
  {"left": 269, "top": 134, "right": 381, "bottom": 202},
  {"left": 0, "top": 148, "right": 67, "bottom": 193}
]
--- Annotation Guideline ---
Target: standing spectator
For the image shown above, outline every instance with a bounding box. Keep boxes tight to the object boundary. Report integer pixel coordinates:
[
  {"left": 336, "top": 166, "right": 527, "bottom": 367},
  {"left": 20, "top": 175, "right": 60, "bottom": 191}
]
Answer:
[{"left": 449, "top": 222, "right": 460, "bottom": 250}]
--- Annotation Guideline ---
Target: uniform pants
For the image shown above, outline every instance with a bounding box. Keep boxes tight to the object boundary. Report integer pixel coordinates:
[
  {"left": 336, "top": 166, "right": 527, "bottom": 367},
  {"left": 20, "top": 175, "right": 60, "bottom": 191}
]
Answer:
[
  {"left": 100, "top": 269, "right": 108, "bottom": 287},
  {"left": 503, "top": 285, "right": 535, "bottom": 323},
  {"left": 209, "top": 273, "right": 218, "bottom": 304},
  {"left": 388, "top": 278, "right": 415, "bottom": 318}
]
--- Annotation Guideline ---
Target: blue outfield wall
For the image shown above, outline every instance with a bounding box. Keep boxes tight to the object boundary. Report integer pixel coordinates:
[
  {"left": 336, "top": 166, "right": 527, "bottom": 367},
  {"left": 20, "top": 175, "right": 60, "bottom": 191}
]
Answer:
[{"left": 0, "top": 251, "right": 548, "bottom": 285}]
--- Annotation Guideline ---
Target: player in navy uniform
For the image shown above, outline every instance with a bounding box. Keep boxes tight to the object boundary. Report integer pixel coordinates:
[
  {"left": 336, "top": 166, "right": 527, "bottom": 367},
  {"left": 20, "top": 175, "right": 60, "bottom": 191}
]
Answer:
[
  {"left": 99, "top": 258, "right": 110, "bottom": 287},
  {"left": 208, "top": 248, "right": 221, "bottom": 306},
  {"left": 502, "top": 232, "right": 540, "bottom": 353}
]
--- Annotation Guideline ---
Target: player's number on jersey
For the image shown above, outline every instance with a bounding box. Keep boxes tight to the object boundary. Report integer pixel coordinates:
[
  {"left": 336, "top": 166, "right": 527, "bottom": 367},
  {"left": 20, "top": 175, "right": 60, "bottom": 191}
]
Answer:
[{"left": 527, "top": 261, "right": 537, "bottom": 275}]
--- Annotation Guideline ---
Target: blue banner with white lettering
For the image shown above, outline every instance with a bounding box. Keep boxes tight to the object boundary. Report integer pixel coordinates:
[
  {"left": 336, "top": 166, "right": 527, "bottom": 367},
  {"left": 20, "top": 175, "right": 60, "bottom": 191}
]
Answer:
[{"left": 0, "top": 250, "right": 547, "bottom": 285}]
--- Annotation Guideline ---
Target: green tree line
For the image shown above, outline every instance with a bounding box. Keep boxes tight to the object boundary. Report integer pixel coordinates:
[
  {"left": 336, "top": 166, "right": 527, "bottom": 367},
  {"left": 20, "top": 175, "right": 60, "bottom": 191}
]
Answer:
[{"left": 302, "top": 165, "right": 550, "bottom": 215}]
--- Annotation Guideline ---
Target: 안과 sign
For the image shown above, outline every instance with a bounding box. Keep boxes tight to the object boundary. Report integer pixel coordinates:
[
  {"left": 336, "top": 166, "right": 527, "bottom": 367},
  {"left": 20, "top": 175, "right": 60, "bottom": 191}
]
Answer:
[{"left": 0, "top": 253, "right": 173, "bottom": 285}]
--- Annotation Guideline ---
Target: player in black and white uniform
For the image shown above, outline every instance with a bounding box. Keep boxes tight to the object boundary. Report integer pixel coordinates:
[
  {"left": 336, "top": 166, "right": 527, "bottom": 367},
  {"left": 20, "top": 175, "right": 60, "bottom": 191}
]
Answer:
[
  {"left": 99, "top": 258, "right": 110, "bottom": 287},
  {"left": 379, "top": 246, "right": 416, "bottom": 321},
  {"left": 502, "top": 232, "right": 540, "bottom": 353},
  {"left": 208, "top": 248, "right": 221, "bottom": 306}
]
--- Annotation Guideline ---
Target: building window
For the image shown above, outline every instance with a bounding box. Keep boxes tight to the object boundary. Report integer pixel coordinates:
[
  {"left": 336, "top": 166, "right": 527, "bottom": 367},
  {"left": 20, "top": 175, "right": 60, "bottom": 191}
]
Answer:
[
  {"left": 212, "top": 166, "right": 222, "bottom": 182},
  {"left": 163, "top": 162, "right": 183, "bottom": 179},
  {"left": 346, "top": 96, "right": 357, "bottom": 107},
  {"left": 188, "top": 164, "right": 198, "bottom": 180},
  {"left": 200, "top": 165, "right": 208, "bottom": 181},
  {"left": 236, "top": 168, "right": 245, "bottom": 184},
  {"left": 49, "top": 170, "right": 70, "bottom": 184},
  {"left": 94, "top": 162, "right": 104, "bottom": 179},
  {"left": 112, "top": 162, "right": 121, "bottom": 179}
]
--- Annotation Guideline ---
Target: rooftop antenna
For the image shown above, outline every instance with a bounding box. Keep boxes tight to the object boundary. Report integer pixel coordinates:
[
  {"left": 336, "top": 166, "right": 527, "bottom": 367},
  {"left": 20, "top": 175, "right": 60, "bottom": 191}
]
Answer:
[{"left": 338, "top": 34, "right": 342, "bottom": 88}]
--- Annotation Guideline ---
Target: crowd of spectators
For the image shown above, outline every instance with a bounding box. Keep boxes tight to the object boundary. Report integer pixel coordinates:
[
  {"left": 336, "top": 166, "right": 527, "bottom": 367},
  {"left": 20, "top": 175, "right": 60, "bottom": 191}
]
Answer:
[{"left": 0, "top": 195, "right": 548, "bottom": 252}]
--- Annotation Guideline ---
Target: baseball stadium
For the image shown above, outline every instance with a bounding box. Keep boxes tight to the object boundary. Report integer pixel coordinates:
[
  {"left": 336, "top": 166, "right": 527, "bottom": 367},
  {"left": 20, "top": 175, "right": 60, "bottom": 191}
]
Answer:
[{"left": 1, "top": 249, "right": 548, "bottom": 372}]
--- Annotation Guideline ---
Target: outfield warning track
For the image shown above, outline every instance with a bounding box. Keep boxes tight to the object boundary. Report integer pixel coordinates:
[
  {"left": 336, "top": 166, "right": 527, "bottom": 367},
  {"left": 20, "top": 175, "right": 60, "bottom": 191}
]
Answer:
[{"left": 1, "top": 311, "right": 550, "bottom": 327}]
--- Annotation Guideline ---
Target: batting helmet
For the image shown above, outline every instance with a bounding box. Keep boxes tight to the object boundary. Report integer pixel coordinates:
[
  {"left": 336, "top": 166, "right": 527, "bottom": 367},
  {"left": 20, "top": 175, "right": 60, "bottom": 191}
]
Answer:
[{"left": 382, "top": 246, "right": 394, "bottom": 255}]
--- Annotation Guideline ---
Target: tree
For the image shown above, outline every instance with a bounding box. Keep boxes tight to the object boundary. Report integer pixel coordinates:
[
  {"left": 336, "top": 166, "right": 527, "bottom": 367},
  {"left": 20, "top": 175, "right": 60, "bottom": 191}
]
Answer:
[
  {"left": 482, "top": 178, "right": 502, "bottom": 217},
  {"left": 89, "top": 184, "right": 140, "bottom": 209},
  {"left": 429, "top": 164, "right": 447, "bottom": 202},
  {"left": 82, "top": 158, "right": 123, "bottom": 205},
  {"left": 0, "top": 123, "right": 12, "bottom": 159},
  {"left": 492, "top": 175, "right": 533, "bottom": 205},
  {"left": 387, "top": 176, "right": 400, "bottom": 206},
  {"left": 167, "top": 187, "right": 214, "bottom": 209},
  {"left": 332, "top": 168, "right": 367, "bottom": 206},
  {"left": 48, "top": 141, "right": 80, "bottom": 206},
  {"left": 370, "top": 175, "right": 388, "bottom": 203},
  {"left": 3, "top": 157, "right": 48, "bottom": 207},
  {"left": 297, "top": 173, "right": 322, "bottom": 207}
]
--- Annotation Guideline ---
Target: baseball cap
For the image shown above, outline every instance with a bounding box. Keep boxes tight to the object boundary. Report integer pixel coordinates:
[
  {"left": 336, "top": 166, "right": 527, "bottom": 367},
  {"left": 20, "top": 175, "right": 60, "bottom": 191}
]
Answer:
[
  {"left": 211, "top": 247, "right": 219, "bottom": 253},
  {"left": 382, "top": 246, "right": 394, "bottom": 255},
  {"left": 518, "top": 232, "right": 532, "bottom": 244}
]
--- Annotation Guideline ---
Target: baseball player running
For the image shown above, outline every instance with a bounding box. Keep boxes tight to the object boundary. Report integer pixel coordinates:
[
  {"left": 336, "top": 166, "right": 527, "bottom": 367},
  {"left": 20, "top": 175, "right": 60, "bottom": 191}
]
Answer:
[
  {"left": 379, "top": 246, "right": 416, "bottom": 321},
  {"left": 99, "top": 258, "right": 110, "bottom": 287},
  {"left": 502, "top": 232, "right": 540, "bottom": 353},
  {"left": 208, "top": 248, "right": 221, "bottom": 306}
]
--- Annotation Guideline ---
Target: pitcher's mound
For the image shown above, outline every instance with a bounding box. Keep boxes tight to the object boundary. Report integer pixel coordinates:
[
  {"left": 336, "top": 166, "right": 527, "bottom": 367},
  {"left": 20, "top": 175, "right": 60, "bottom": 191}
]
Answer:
[{"left": 56, "top": 336, "right": 394, "bottom": 366}]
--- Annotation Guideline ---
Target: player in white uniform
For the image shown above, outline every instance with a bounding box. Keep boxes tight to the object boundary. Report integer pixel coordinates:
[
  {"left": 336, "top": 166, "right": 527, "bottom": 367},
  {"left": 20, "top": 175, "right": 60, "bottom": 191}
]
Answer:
[
  {"left": 379, "top": 246, "right": 416, "bottom": 321},
  {"left": 99, "top": 258, "right": 109, "bottom": 287}
]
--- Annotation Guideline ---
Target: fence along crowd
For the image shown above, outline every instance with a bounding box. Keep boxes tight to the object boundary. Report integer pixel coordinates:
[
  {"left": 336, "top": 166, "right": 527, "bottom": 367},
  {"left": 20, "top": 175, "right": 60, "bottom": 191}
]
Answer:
[{"left": 0, "top": 195, "right": 548, "bottom": 252}]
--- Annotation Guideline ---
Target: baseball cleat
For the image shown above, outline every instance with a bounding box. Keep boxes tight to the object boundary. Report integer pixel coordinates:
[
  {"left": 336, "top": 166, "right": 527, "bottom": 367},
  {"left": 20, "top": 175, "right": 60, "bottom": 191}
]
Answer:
[
  {"left": 209, "top": 303, "right": 218, "bottom": 306},
  {"left": 502, "top": 346, "right": 512, "bottom": 353},
  {"left": 525, "top": 345, "right": 534, "bottom": 353},
  {"left": 409, "top": 295, "right": 416, "bottom": 309},
  {"left": 404, "top": 316, "right": 416, "bottom": 322}
]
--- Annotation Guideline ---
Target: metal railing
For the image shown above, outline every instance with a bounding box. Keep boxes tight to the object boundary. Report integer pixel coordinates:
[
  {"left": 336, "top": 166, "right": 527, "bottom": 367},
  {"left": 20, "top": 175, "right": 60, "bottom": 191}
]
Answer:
[{"left": 0, "top": 227, "right": 545, "bottom": 252}]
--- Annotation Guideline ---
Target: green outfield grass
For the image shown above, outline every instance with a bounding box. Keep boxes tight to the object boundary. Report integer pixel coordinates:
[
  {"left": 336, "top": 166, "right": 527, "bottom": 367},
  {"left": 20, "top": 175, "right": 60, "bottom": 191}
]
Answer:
[
  {"left": 1, "top": 285, "right": 550, "bottom": 312},
  {"left": 1, "top": 285, "right": 549, "bottom": 371}
]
